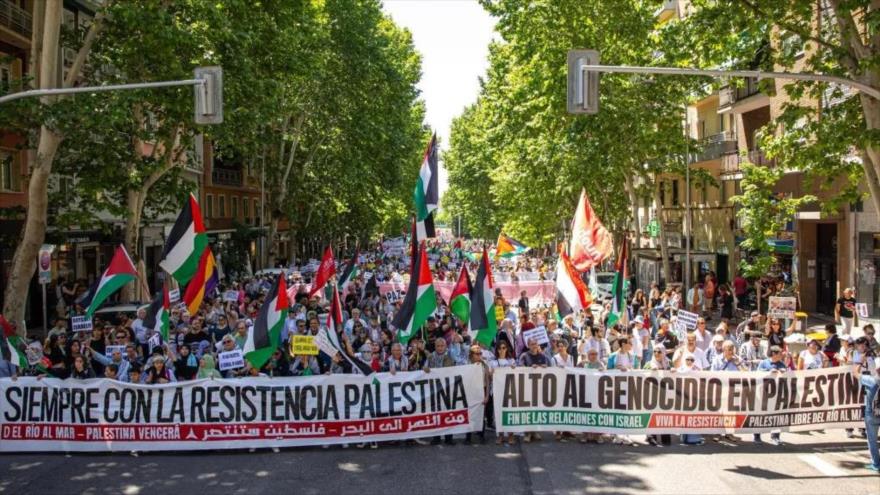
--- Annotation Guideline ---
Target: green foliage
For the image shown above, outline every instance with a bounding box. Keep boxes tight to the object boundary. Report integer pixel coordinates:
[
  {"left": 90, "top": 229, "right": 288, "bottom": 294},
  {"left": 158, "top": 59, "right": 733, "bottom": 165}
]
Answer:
[
  {"left": 444, "top": 0, "right": 702, "bottom": 246},
  {"left": 732, "top": 162, "right": 815, "bottom": 278}
]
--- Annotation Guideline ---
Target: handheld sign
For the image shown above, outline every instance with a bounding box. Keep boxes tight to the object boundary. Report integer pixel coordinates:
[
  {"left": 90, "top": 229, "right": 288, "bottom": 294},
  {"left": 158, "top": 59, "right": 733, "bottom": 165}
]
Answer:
[
  {"left": 223, "top": 290, "right": 238, "bottom": 302},
  {"left": 856, "top": 302, "right": 869, "bottom": 318},
  {"left": 768, "top": 296, "right": 796, "bottom": 320},
  {"left": 71, "top": 315, "right": 93, "bottom": 332},
  {"left": 676, "top": 310, "right": 699, "bottom": 330},
  {"left": 148, "top": 333, "right": 161, "bottom": 354},
  {"left": 168, "top": 288, "right": 181, "bottom": 304},
  {"left": 218, "top": 349, "right": 245, "bottom": 371},
  {"left": 105, "top": 345, "right": 126, "bottom": 358},
  {"left": 291, "top": 335, "right": 319, "bottom": 356},
  {"left": 522, "top": 326, "right": 550, "bottom": 347}
]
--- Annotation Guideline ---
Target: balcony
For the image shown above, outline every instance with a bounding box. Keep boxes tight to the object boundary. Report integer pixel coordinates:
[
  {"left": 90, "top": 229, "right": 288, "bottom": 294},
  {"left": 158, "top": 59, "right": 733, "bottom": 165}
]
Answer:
[
  {"left": 743, "top": 148, "right": 776, "bottom": 167},
  {"left": 718, "top": 77, "right": 762, "bottom": 110},
  {"left": 211, "top": 168, "right": 242, "bottom": 187},
  {"left": 689, "top": 131, "right": 737, "bottom": 163},
  {"left": 0, "top": 1, "right": 32, "bottom": 39}
]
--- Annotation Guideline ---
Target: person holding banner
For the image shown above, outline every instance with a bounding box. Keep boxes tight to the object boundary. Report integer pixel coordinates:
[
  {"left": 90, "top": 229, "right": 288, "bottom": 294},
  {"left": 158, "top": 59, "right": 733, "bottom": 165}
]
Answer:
[
  {"left": 798, "top": 340, "right": 828, "bottom": 370},
  {"left": 852, "top": 358, "right": 880, "bottom": 472},
  {"left": 173, "top": 344, "right": 199, "bottom": 381},
  {"left": 144, "top": 352, "right": 176, "bottom": 384},
  {"left": 753, "top": 346, "right": 787, "bottom": 446},
  {"left": 69, "top": 353, "right": 96, "bottom": 379},
  {"left": 464, "top": 345, "right": 491, "bottom": 445}
]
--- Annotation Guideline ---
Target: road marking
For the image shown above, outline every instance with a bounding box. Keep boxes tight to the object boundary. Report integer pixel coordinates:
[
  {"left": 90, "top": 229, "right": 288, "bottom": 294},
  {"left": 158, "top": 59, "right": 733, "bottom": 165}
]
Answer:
[{"left": 797, "top": 454, "right": 846, "bottom": 477}]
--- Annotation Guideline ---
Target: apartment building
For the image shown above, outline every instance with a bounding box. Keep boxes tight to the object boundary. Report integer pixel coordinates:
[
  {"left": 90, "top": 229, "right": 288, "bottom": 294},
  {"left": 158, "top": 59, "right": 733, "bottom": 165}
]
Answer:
[{"left": 635, "top": 0, "right": 880, "bottom": 316}]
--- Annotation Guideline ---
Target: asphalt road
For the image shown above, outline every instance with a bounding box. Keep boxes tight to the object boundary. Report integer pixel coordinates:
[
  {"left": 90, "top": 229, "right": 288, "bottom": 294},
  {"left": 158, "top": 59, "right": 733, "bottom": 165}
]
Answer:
[{"left": 0, "top": 430, "right": 876, "bottom": 495}]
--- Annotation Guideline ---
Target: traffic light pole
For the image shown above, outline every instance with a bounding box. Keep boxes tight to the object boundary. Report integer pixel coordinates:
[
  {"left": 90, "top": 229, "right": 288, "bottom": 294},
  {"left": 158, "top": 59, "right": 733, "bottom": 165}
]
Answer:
[
  {"left": 578, "top": 64, "right": 880, "bottom": 100},
  {"left": 0, "top": 78, "right": 204, "bottom": 104}
]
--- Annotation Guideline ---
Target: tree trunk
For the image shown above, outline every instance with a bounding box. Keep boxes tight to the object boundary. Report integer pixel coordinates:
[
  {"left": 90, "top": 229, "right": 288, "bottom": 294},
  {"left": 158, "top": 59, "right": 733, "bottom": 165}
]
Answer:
[
  {"left": 653, "top": 176, "right": 672, "bottom": 287},
  {"left": 858, "top": 94, "right": 880, "bottom": 220},
  {"left": 266, "top": 213, "right": 278, "bottom": 268},
  {"left": 2, "top": 4, "right": 62, "bottom": 335},
  {"left": 121, "top": 189, "right": 146, "bottom": 302},
  {"left": 624, "top": 173, "right": 640, "bottom": 245}
]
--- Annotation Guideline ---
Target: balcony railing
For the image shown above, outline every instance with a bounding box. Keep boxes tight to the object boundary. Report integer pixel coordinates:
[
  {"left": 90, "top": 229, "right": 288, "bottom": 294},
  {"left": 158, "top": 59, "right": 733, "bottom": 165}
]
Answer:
[
  {"left": 689, "top": 131, "right": 737, "bottom": 163},
  {"left": 718, "top": 77, "right": 762, "bottom": 109},
  {"left": 0, "top": 1, "right": 32, "bottom": 39},
  {"left": 743, "top": 148, "right": 776, "bottom": 167},
  {"left": 211, "top": 168, "right": 242, "bottom": 187}
]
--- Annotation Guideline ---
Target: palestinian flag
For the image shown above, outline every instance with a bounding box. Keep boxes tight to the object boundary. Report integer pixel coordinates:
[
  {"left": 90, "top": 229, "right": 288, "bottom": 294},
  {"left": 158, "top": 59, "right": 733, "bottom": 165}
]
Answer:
[
  {"left": 5, "top": 335, "right": 27, "bottom": 370},
  {"left": 495, "top": 233, "right": 529, "bottom": 259},
  {"left": 160, "top": 193, "right": 208, "bottom": 285},
  {"left": 391, "top": 243, "right": 436, "bottom": 345},
  {"left": 143, "top": 284, "right": 171, "bottom": 342},
  {"left": 414, "top": 134, "right": 439, "bottom": 239},
  {"left": 450, "top": 264, "right": 472, "bottom": 324},
  {"left": 606, "top": 240, "right": 629, "bottom": 328},
  {"left": 469, "top": 247, "right": 496, "bottom": 347},
  {"left": 325, "top": 286, "right": 373, "bottom": 375},
  {"left": 183, "top": 247, "right": 218, "bottom": 315},
  {"left": 244, "top": 273, "right": 288, "bottom": 369},
  {"left": 556, "top": 248, "right": 592, "bottom": 318},
  {"left": 337, "top": 249, "right": 359, "bottom": 294},
  {"left": 83, "top": 245, "right": 137, "bottom": 317}
]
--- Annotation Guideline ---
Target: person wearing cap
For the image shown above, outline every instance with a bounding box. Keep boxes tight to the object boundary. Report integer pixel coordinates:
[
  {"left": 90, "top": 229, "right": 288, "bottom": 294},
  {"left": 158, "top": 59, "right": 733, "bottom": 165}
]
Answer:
[
  {"left": 798, "top": 339, "right": 828, "bottom": 370},
  {"left": 851, "top": 354, "right": 880, "bottom": 472},
  {"left": 739, "top": 330, "right": 766, "bottom": 371},
  {"left": 754, "top": 346, "right": 787, "bottom": 445}
]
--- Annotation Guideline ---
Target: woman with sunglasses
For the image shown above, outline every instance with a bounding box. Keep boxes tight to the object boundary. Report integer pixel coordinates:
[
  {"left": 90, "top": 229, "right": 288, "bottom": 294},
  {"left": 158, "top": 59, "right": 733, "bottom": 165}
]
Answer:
[
  {"left": 765, "top": 317, "right": 794, "bottom": 356},
  {"left": 489, "top": 340, "right": 517, "bottom": 445}
]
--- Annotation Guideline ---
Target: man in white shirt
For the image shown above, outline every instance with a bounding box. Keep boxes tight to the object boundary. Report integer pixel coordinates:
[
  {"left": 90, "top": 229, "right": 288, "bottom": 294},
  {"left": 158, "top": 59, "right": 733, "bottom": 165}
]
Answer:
[
  {"left": 738, "top": 331, "right": 766, "bottom": 371},
  {"left": 693, "top": 317, "right": 713, "bottom": 354},
  {"left": 672, "top": 332, "right": 709, "bottom": 369}
]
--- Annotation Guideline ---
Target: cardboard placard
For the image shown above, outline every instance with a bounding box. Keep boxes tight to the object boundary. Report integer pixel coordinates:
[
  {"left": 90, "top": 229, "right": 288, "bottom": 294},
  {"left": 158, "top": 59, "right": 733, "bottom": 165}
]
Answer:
[
  {"left": 218, "top": 349, "right": 245, "bottom": 371},
  {"left": 676, "top": 310, "right": 700, "bottom": 330},
  {"left": 290, "top": 335, "right": 319, "bottom": 356},
  {"left": 768, "top": 296, "right": 796, "bottom": 320},
  {"left": 522, "top": 326, "right": 550, "bottom": 347},
  {"left": 71, "top": 315, "right": 93, "bottom": 332},
  {"left": 168, "top": 288, "right": 181, "bottom": 304}
]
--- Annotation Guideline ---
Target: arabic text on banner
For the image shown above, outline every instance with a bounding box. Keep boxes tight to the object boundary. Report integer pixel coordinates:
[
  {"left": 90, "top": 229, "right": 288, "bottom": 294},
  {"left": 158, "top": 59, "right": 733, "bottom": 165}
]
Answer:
[
  {"left": 493, "top": 367, "right": 864, "bottom": 434},
  {"left": 0, "top": 365, "right": 485, "bottom": 452}
]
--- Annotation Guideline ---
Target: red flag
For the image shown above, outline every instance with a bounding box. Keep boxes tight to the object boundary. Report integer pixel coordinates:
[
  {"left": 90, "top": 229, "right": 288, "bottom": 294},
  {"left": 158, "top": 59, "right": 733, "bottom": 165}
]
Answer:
[
  {"left": 0, "top": 314, "right": 15, "bottom": 338},
  {"left": 309, "top": 245, "right": 337, "bottom": 298},
  {"left": 569, "top": 188, "right": 613, "bottom": 272}
]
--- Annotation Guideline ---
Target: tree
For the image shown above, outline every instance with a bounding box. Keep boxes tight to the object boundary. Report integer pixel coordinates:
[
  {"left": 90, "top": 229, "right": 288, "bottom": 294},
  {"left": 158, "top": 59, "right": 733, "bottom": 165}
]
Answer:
[
  {"left": 1, "top": 2, "right": 105, "bottom": 333},
  {"left": 666, "top": 1, "right": 880, "bottom": 272},
  {"left": 444, "top": 0, "right": 702, "bottom": 283}
]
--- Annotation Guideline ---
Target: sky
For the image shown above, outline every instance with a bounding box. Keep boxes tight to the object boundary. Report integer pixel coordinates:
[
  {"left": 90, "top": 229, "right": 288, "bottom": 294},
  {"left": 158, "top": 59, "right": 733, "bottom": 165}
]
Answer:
[{"left": 382, "top": 0, "right": 498, "bottom": 200}]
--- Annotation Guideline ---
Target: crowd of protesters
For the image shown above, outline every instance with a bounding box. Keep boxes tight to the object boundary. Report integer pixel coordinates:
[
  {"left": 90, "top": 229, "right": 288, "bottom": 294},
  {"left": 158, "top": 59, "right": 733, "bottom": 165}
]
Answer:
[{"left": 0, "top": 237, "right": 877, "bottom": 467}]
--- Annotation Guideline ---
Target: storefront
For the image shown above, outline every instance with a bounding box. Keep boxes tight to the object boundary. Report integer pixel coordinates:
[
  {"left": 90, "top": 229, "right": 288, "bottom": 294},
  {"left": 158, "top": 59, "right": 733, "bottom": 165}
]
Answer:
[{"left": 857, "top": 232, "right": 880, "bottom": 318}]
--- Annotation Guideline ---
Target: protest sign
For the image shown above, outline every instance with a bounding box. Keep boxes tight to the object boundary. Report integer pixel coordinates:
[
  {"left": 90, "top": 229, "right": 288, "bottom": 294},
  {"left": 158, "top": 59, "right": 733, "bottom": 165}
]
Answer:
[
  {"left": 672, "top": 320, "right": 688, "bottom": 340},
  {"left": 522, "top": 327, "right": 549, "bottom": 347},
  {"left": 71, "top": 316, "right": 93, "bottom": 333},
  {"left": 168, "top": 288, "right": 181, "bottom": 304},
  {"left": 291, "top": 335, "right": 319, "bottom": 356},
  {"left": 148, "top": 334, "right": 161, "bottom": 354},
  {"left": 768, "top": 296, "right": 796, "bottom": 319},
  {"left": 676, "top": 310, "right": 699, "bottom": 330},
  {"left": 223, "top": 290, "right": 238, "bottom": 302},
  {"left": 0, "top": 366, "right": 484, "bottom": 452},
  {"left": 218, "top": 350, "right": 245, "bottom": 371},
  {"left": 493, "top": 367, "right": 863, "bottom": 435},
  {"left": 856, "top": 302, "right": 869, "bottom": 318},
  {"left": 104, "top": 345, "right": 125, "bottom": 358}
]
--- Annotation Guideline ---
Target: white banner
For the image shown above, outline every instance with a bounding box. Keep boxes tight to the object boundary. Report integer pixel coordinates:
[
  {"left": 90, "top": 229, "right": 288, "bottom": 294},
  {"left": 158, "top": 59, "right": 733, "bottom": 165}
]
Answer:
[
  {"left": 0, "top": 365, "right": 485, "bottom": 452},
  {"left": 493, "top": 367, "right": 863, "bottom": 435}
]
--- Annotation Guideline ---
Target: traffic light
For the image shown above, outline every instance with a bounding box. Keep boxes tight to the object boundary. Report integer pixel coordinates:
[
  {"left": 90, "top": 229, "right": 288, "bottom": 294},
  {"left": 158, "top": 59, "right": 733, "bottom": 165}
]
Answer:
[
  {"left": 567, "top": 50, "right": 600, "bottom": 114},
  {"left": 194, "top": 66, "right": 223, "bottom": 124}
]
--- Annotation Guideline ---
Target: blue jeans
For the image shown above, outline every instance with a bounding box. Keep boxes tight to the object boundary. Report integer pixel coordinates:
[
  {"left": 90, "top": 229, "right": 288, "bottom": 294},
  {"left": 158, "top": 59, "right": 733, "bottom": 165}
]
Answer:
[
  {"left": 681, "top": 434, "right": 702, "bottom": 444},
  {"left": 866, "top": 414, "right": 880, "bottom": 469}
]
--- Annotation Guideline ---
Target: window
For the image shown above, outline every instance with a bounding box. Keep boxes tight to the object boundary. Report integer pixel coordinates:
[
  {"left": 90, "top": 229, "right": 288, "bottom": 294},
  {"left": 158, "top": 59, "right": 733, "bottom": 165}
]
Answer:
[
  {"left": 242, "top": 197, "right": 249, "bottom": 222},
  {"left": 0, "top": 151, "right": 19, "bottom": 192},
  {"left": 231, "top": 196, "right": 239, "bottom": 219},
  {"left": 672, "top": 180, "right": 679, "bottom": 206},
  {"left": 205, "top": 194, "right": 214, "bottom": 218},
  {"left": 253, "top": 199, "right": 259, "bottom": 224},
  {"left": 0, "top": 63, "right": 10, "bottom": 94},
  {"left": 219, "top": 195, "right": 226, "bottom": 218},
  {"left": 659, "top": 184, "right": 666, "bottom": 207}
]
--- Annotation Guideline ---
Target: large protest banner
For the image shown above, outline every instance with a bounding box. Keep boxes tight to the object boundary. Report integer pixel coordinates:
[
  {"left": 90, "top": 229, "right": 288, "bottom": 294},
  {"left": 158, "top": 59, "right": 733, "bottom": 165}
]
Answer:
[
  {"left": 493, "top": 367, "right": 864, "bottom": 435},
  {"left": 0, "top": 365, "right": 484, "bottom": 452}
]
